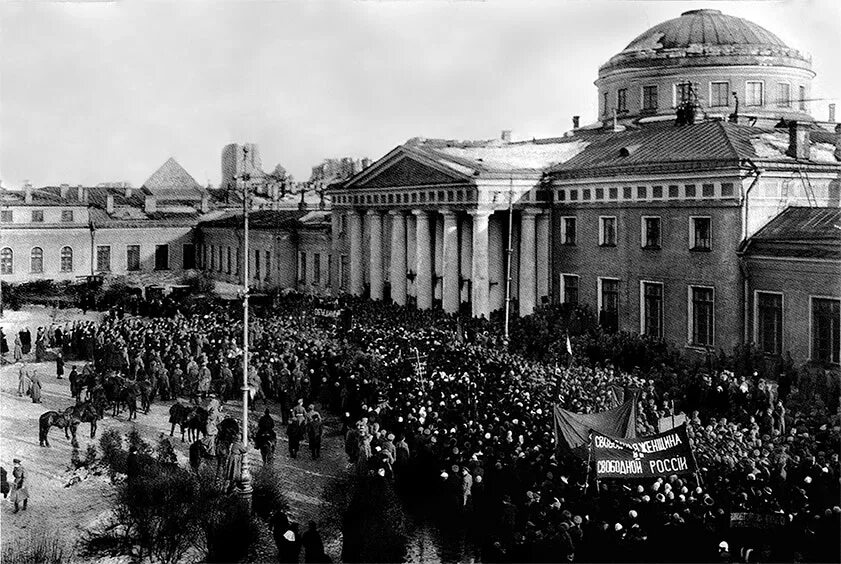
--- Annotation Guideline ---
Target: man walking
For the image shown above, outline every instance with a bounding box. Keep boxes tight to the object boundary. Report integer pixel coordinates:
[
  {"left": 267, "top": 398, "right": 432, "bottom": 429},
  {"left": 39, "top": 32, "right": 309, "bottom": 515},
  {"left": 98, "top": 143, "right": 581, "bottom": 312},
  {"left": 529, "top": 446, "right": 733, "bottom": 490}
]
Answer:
[
  {"left": 10, "top": 457, "right": 28, "bottom": 513},
  {"left": 287, "top": 413, "right": 306, "bottom": 459}
]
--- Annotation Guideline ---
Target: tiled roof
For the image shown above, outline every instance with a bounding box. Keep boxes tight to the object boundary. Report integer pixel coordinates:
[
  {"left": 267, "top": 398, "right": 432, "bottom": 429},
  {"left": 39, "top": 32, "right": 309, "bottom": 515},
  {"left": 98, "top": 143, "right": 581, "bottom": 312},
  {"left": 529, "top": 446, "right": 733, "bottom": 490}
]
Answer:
[
  {"left": 744, "top": 206, "right": 841, "bottom": 260},
  {"left": 199, "top": 209, "right": 306, "bottom": 229},
  {"left": 550, "top": 121, "right": 841, "bottom": 177},
  {"left": 142, "top": 157, "right": 204, "bottom": 200}
]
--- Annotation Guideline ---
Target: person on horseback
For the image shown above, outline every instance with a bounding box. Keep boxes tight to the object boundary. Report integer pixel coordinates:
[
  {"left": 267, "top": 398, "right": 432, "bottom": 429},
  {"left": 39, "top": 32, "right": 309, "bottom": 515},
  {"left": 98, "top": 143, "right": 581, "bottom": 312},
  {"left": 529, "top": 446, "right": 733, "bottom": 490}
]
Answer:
[{"left": 256, "top": 409, "right": 277, "bottom": 465}]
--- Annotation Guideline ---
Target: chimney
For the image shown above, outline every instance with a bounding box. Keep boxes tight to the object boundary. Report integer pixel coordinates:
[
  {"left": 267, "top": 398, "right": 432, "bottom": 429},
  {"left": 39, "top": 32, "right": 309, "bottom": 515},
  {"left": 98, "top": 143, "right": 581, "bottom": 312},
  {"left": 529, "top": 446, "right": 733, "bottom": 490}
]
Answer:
[
  {"left": 572, "top": 116, "right": 580, "bottom": 129},
  {"left": 501, "top": 130, "right": 512, "bottom": 143},
  {"left": 125, "top": 186, "right": 133, "bottom": 199},
  {"left": 144, "top": 195, "right": 157, "bottom": 214},
  {"left": 830, "top": 103, "right": 837, "bottom": 123},
  {"left": 106, "top": 194, "right": 114, "bottom": 214},
  {"left": 834, "top": 124, "right": 841, "bottom": 161},
  {"left": 786, "top": 121, "right": 811, "bottom": 161},
  {"left": 298, "top": 190, "right": 308, "bottom": 211},
  {"left": 200, "top": 192, "right": 210, "bottom": 214},
  {"left": 24, "top": 182, "right": 33, "bottom": 204},
  {"left": 60, "top": 184, "right": 70, "bottom": 199},
  {"left": 76, "top": 185, "right": 87, "bottom": 203},
  {"left": 361, "top": 158, "right": 372, "bottom": 170}
]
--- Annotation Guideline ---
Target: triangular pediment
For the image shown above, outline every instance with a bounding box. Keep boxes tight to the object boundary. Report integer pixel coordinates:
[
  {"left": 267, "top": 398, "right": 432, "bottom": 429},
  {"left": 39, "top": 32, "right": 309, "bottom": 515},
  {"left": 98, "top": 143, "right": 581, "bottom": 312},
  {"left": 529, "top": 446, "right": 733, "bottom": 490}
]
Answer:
[{"left": 347, "top": 148, "right": 473, "bottom": 190}]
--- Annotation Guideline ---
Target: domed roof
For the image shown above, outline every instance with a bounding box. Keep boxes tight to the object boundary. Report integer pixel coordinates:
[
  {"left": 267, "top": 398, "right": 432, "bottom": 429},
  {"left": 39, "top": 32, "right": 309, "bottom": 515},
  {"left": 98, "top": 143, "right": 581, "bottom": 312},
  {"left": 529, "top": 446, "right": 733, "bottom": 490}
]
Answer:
[
  {"left": 600, "top": 9, "right": 811, "bottom": 74},
  {"left": 622, "top": 9, "right": 789, "bottom": 53}
]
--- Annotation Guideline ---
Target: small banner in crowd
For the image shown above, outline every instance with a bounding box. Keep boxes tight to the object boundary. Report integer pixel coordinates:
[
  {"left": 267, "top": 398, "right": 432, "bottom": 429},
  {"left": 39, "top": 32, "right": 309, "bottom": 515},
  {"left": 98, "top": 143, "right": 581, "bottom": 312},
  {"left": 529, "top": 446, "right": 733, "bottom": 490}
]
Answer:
[
  {"left": 592, "top": 424, "right": 696, "bottom": 479},
  {"left": 730, "top": 512, "right": 787, "bottom": 529},
  {"left": 657, "top": 412, "right": 687, "bottom": 433},
  {"left": 313, "top": 307, "right": 342, "bottom": 318},
  {"left": 554, "top": 397, "right": 637, "bottom": 452}
]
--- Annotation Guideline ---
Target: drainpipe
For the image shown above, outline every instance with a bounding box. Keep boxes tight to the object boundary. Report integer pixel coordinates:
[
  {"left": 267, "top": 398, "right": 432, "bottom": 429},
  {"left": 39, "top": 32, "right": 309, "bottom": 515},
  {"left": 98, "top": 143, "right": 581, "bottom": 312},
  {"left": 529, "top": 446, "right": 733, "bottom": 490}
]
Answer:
[
  {"left": 89, "top": 219, "right": 96, "bottom": 276},
  {"left": 739, "top": 159, "right": 763, "bottom": 242}
]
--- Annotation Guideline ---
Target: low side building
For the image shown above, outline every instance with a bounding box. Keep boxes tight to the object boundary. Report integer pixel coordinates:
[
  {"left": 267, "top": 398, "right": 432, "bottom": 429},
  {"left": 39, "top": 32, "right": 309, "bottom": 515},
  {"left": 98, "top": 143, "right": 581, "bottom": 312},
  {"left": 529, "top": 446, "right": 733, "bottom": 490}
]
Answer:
[{"left": 740, "top": 207, "right": 841, "bottom": 365}]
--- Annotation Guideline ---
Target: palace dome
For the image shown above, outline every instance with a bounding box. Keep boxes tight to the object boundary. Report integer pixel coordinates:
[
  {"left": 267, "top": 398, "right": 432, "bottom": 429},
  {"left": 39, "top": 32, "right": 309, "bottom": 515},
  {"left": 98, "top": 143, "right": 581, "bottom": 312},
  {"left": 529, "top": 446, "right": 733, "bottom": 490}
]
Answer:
[{"left": 600, "top": 9, "right": 811, "bottom": 73}]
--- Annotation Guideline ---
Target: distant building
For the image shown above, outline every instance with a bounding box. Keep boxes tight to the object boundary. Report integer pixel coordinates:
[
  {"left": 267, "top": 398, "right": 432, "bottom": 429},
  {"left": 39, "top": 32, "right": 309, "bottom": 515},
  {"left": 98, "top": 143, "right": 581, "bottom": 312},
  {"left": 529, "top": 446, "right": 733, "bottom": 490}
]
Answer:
[
  {"left": 0, "top": 158, "right": 216, "bottom": 284},
  {"left": 197, "top": 209, "right": 332, "bottom": 295}
]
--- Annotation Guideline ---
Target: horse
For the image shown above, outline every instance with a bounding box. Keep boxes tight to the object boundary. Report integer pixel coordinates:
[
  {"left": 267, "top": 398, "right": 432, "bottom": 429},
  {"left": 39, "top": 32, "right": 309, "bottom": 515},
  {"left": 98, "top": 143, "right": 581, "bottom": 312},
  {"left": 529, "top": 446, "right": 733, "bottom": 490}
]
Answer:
[
  {"left": 39, "top": 411, "right": 75, "bottom": 447},
  {"left": 189, "top": 416, "right": 240, "bottom": 474},
  {"left": 117, "top": 382, "right": 139, "bottom": 420},
  {"left": 66, "top": 401, "right": 100, "bottom": 439},
  {"left": 169, "top": 401, "right": 193, "bottom": 442},
  {"left": 138, "top": 380, "right": 153, "bottom": 414},
  {"left": 184, "top": 406, "right": 209, "bottom": 443}
]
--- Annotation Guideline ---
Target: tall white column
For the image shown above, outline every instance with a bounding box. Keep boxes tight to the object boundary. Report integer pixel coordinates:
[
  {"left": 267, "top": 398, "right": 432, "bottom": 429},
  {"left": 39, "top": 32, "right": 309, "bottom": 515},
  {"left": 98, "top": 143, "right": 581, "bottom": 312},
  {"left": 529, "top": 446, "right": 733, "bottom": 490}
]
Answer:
[
  {"left": 349, "top": 211, "right": 364, "bottom": 296},
  {"left": 459, "top": 214, "right": 473, "bottom": 305},
  {"left": 488, "top": 213, "right": 504, "bottom": 312},
  {"left": 406, "top": 213, "right": 417, "bottom": 299},
  {"left": 470, "top": 210, "right": 491, "bottom": 318},
  {"left": 389, "top": 210, "right": 407, "bottom": 306},
  {"left": 518, "top": 209, "right": 537, "bottom": 316},
  {"left": 368, "top": 210, "right": 384, "bottom": 301},
  {"left": 330, "top": 212, "right": 341, "bottom": 296},
  {"left": 434, "top": 215, "right": 444, "bottom": 302},
  {"left": 442, "top": 211, "right": 460, "bottom": 314},
  {"left": 414, "top": 210, "right": 433, "bottom": 310},
  {"left": 536, "top": 211, "right": 550, "bottom": 306}
]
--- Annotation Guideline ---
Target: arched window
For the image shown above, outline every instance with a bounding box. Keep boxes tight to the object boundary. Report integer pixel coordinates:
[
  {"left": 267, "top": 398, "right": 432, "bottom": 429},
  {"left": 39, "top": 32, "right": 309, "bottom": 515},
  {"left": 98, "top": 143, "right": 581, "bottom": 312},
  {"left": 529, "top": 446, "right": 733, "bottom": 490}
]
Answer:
[
  {"left": 0, "top": 247, "right": 12, "bottom": 275},
  {"left": 60, "top": 246, "right": 73, "bottom": 272},
  {"left": 31, "top": 247, "right": 43, "bottom": 273}
]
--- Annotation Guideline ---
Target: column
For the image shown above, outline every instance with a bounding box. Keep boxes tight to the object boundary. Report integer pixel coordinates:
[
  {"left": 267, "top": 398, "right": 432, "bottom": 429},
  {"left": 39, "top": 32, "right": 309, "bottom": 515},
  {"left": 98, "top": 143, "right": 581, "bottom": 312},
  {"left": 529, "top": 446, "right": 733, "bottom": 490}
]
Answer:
[
  {"left": 536, "top": 211, "right": 550, "bottom": 305},
  {"left": 434, "top": 215, "right": 444, "bottom": 301},
  {"left": 406, "top": 213, "right": 417, "bottom": 299},
  {"left": 518, "top": 210, "right": 537, "bottom": 316},
  {"left": 470, "top": 210, "right": 491, "bottom": 318},
  {"left": 442, "top": 211, "right": 460, "bottom": 313},
  {"left": 488, "top": 213, "right": 505, "bottom": 312},
  {"left": 459, "top": 214, "right": 473, "bottom": 305},
  {"left": 330, "top": 212, "right": 341, "bottom": 297},
  {"left": 413, "top": 210, "right": 433, "bottom": 310},
  {"left": 389, "top": 211, "right": 407, "bottom": 306},
  {"left": 368, "top": 210, "right": 384, "bottom": 300},
  {"left": 349, "top": 211, "right": 364, "bottom": 296}
]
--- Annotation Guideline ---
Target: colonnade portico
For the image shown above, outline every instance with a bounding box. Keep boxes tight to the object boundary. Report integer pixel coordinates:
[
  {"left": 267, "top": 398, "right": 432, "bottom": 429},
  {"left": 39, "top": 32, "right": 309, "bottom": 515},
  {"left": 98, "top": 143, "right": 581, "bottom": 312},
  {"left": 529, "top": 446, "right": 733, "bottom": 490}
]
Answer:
[{"left": 340, "top": 207, "right": 549, "bottom": 319}]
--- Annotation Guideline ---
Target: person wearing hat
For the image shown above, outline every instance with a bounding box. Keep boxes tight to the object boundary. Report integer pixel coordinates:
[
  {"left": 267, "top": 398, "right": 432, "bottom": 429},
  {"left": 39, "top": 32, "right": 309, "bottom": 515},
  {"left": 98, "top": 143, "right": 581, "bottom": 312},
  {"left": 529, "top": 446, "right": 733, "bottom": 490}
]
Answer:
[
  {"left": 307, "top": 412, "right": 323, "bottom": 460},
  {"left": 10, "top": 457, "right": 28, "bottom": 513}
]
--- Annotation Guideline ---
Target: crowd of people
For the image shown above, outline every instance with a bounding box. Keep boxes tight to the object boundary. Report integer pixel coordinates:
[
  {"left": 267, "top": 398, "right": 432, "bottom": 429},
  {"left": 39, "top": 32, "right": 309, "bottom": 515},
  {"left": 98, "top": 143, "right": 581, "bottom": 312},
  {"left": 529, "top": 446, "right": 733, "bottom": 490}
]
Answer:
[{"left": 3, "top": 293, "right": 839, "bottom": 562}]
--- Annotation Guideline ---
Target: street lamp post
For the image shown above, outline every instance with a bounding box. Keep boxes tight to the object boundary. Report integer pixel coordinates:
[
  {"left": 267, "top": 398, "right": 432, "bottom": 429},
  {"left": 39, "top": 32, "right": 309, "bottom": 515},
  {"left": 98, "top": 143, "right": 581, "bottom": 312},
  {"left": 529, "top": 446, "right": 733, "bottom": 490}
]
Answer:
[{"left": 237, "top": 147, "right": 253, "bottom": 508}]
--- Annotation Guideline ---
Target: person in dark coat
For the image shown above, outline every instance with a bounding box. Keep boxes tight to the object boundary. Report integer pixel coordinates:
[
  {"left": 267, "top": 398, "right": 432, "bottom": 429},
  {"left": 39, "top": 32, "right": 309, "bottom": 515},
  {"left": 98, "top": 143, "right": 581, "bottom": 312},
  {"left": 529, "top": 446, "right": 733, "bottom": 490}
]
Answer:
[
  {"left": 0, "top": 466, "right": 9, "bottom": 498},
  {"left": 56, "top": 353, "right": 65, "bottom": 379},
  {"left": 287, "top": 413, "right": 306, "bottom": 459},
  {"left": 302, "top": 521, "right": 327, "bottom": 563},
  {"left": 273, "top": 511, "right": 300, "bottom": 563},
  {"left": 126, "top": 446, "right": 140, "bottom": 482},
  {"left": 19, "top": 328, "right": 31, "bottom": 355},
  {"left": 307, "top": 413, "right": 323, "bottom": 460}
]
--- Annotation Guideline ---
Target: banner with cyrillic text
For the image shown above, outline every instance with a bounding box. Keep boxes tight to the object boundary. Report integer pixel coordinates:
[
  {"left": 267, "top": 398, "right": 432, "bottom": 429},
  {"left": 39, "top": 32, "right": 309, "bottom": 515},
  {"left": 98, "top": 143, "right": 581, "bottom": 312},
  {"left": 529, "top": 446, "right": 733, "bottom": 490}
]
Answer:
[{"left": 592, "top": 424, "right": 696, "bottom": 479}]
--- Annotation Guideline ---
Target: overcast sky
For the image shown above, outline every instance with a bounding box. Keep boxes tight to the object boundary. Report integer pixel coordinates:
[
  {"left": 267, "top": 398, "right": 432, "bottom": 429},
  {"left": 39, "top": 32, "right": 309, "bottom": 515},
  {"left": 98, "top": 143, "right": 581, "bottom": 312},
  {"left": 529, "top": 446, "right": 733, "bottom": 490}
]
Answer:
[{"left": 1, "top": 0, "right": 838, "bottom": 188}]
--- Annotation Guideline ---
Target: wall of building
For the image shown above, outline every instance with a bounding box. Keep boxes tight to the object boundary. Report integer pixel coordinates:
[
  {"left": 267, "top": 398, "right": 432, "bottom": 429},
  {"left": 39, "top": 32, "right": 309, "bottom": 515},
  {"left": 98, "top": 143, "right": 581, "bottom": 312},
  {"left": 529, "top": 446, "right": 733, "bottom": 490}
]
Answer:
[
  {"left": 0, "top": 224, "right": 195, "bottom": 282},
  {"left": 745, "top": 256, "right": 841, "bottom": 364},
  {"left": 551, "top": 198, "right": 744, "bottom": 353}
]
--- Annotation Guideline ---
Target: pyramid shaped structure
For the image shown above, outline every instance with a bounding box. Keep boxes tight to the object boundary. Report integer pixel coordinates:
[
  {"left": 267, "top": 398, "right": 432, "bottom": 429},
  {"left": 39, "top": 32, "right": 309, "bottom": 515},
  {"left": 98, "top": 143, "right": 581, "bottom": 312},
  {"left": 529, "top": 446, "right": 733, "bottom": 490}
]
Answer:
[{"left": 142, "top": 157, "right": 204, "bottom": 201}]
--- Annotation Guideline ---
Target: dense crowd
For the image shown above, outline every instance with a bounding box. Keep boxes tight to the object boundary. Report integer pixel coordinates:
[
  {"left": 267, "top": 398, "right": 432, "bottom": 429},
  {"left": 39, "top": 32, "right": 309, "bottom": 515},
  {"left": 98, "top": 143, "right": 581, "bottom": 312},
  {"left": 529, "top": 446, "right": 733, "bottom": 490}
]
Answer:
[{"left": 4, "top": 294, "right": 839, "bottom": 562}]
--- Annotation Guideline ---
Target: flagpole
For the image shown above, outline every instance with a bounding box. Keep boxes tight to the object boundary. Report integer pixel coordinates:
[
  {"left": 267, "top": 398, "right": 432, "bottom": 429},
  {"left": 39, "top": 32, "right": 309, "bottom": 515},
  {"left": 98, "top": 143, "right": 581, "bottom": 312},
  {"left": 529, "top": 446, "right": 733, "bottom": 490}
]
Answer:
[{"left": 584, "top": 431, "right": 593, "bottom": 494}]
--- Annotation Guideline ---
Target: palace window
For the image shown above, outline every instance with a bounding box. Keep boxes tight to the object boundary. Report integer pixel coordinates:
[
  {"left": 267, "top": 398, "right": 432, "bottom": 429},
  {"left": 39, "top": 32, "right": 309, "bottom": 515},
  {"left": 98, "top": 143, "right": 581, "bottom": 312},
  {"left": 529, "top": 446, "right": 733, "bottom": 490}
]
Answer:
[
  {"left": 154, "top": 245, "right": 169, "bottom": 271},
  {"left": 811, "top": 297, "right": 840, "bottom": 364},
  {"left": 561, "top": 274, "right": 579, "bottom": 305},
  {"left": 642, "top": 85, "right": 658, "bottom": 111},
  {"left": 30, "top": 247, "right": 43, "bottom": 273},
  {"left": 617, "top": 88, "right": 627, "bottom": 112},
  {"left": 756, "top": 292, "right": 783, "bottom": 355},
  {"left": 746, "top": 81, "right": 764, "bottom": 107},
  {"left": 61, "top": 210, "right": 74, "bottom": 222},
  {"left": 96, "top": 245, "right": 111, "bottom": 272},
  {"left": 127, "top": 245, "right": 140, "bottom": 271},
  {"left": 599, "top": 278, "right": 619, "bottom": 333},
  {"left": 710, "top": 81, "right": 729, "bottom": 107},
  {"left": 60, "top": 246, "right": 73, "bottom": 272},
  {"left": 690, "top": 217, "right": 712, "bottom": 251},
  {"left": 642, "top": 217, "right": 661, "bottom": 249},
  {"left": 690, "top": 286, "right": 715, "bottom": 347},
  {"left": 641, "top": 282, "right": 663, "bottom": 338},
  {"left": 0, "top": 248, "right": 12, "bottom": 274},
  {"left": 777, "top": 83, "right": 791, "bottom": 107},
  {"left": 599, "top": 216, "right": 617, "bottom": 247},
  {"left": 560, "top": 217, "right": 576, "bottom": 246},
  {"left": 31, "top": 210, "right": 44, "bottom": 223}
]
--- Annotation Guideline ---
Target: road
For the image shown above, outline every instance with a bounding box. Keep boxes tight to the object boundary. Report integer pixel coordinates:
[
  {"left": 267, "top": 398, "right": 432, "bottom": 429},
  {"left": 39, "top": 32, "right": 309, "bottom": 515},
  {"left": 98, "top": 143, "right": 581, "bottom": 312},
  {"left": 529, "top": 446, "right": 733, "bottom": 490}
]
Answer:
[{"left": 0, "top": 306, "right": 352, "bottom": 563}]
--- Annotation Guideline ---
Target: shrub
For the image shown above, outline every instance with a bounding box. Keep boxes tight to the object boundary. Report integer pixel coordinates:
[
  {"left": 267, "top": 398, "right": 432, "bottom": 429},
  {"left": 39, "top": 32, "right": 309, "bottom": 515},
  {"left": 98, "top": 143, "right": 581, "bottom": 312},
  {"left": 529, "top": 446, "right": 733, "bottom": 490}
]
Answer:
[
  {"left": 127, "top": 426, "right": 151, "bottom": 455},
  {"left": 99, "top": 428, "right": 126, "bottom": 475},
  {"left": 252, "top": 466, "right": 289, "bottom": 522},
  {"left": 1, "top": 526, "right": 72, "bottom": 564},
  {"left": 155, "top": 434, "right": 178, "bottom": 466},
  {"left": 181, "top": 272, "right": 216, "bottom": 294}
]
